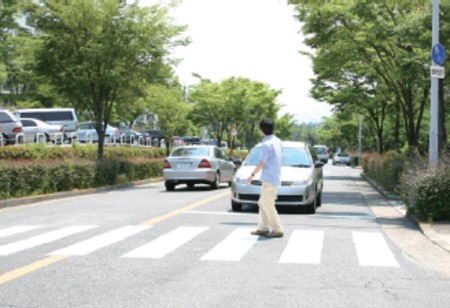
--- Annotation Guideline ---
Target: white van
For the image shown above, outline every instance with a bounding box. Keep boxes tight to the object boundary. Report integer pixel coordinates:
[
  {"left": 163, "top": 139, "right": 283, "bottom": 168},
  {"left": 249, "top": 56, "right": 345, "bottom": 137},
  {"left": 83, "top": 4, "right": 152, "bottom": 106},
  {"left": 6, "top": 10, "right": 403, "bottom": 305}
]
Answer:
[
  {"left": 15, "top": 108, "right": 78, "bottom": 140},
  {"left": 313, "top": 145, "right": 329, "bottom": 163}
]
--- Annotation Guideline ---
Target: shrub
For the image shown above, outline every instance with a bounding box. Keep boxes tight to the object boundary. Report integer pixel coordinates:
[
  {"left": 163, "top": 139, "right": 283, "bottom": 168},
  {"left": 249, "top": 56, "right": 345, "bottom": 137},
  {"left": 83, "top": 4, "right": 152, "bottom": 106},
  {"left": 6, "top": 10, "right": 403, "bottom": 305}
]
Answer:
[
  {"left": 399, "top": 152, "right": 450, "bottom": 222},
  {"left": 361, "top": 151, "right": 406, "bottom": 194}
]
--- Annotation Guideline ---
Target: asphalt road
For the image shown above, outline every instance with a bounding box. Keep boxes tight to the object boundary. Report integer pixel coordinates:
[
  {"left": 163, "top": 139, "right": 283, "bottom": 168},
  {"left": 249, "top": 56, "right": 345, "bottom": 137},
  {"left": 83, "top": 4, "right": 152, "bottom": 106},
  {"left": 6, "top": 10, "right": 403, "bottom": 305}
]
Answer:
[{"left": 0, "top": 163, "right": 450, "bottom": 308}]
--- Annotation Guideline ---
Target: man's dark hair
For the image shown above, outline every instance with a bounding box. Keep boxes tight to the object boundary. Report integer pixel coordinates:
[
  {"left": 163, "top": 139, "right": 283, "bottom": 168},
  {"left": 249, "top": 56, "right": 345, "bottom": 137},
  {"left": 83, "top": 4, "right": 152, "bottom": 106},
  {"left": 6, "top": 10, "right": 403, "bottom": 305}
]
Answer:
[{"left": 259, "top": 118, "right": 274, "bottom": 135}]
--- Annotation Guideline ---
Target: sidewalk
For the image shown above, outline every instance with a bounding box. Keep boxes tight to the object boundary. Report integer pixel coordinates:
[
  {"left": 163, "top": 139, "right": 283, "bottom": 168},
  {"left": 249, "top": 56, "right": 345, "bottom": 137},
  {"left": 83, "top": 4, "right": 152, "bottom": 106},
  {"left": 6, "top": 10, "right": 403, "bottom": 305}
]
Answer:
[{"left": 361, "top": 173, "right": 450, "bottom": 255}]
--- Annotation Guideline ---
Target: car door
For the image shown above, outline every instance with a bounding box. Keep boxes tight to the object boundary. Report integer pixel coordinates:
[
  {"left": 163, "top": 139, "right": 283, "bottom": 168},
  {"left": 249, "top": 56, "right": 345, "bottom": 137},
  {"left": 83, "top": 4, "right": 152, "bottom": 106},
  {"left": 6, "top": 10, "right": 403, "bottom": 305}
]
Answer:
[{"left": 21, "top": 119, "right": 39, "bottom": 143}]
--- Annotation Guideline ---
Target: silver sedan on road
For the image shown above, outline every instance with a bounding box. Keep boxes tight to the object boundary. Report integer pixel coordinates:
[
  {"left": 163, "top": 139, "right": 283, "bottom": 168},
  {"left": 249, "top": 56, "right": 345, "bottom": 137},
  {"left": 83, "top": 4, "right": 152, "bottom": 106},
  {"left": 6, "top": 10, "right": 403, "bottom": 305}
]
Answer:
[
  {"left": 163, "top": 145, "right": 236, "bottom": 191},
  {"left": 231, "top": 141, "right": 324, "bottom": 213}
]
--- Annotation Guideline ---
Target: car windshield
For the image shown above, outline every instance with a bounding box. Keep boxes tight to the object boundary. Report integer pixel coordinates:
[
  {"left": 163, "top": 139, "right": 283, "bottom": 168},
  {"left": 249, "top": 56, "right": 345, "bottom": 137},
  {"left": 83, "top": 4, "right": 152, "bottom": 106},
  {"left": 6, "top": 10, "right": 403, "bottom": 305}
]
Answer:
[
  {"left": 338, "top": 153, "right": 349, "bottom": 157},
  {"left": 313, "top": 147, "right": 327, "bottom": 154},
  {"left": 244, "top": 146, "right": 311, "bottom": 167},
  {"left": 171, "top": 147, "right": 210, "bottom": 157}
]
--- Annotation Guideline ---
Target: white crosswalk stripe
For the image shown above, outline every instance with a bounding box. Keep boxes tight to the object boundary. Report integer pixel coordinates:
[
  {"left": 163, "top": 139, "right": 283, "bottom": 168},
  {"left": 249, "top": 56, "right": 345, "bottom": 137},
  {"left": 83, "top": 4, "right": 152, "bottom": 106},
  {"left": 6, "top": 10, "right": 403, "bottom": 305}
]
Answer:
[
  {"left": 0, "top": 226, "right": 97, "bottom": 256},
  {"left": 122, "top": 226, "right": 208, "bottom": 259},
  {"left": 200, "top": 228, "right": 258, "bottom": 261},
  {"left": 353, "top": 232, "right": 400, "bottom": 267},
  {"left": 0, "top": 225, "right": 401, "bottom": 267},
  {"left": 0, "top": 226, "right": 42, "bottom": 239},
  {"left": 279, "top": 230, "right": 324, "bottom": 264},
  {"left": 49, "top": 225, "right": 151, "bottom": 256}
]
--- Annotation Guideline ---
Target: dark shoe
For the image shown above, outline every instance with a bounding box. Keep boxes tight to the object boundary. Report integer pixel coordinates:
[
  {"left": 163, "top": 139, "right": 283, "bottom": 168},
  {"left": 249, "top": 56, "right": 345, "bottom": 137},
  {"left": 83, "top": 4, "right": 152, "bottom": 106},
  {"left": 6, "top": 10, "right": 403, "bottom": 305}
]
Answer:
[
  {"left": 265, "top": 231, "right": 284, "bottom": 238},
  {"left": 250, "top": 229, "right": 269, "bottom": 236}
]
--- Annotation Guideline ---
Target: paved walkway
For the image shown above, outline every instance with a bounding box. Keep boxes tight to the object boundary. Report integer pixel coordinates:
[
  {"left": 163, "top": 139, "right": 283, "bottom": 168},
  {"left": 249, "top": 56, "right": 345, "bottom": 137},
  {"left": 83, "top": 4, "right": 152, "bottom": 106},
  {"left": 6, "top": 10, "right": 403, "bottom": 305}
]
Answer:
[{"left": 359, "top": 172, "right": 450, "bottom": 277}]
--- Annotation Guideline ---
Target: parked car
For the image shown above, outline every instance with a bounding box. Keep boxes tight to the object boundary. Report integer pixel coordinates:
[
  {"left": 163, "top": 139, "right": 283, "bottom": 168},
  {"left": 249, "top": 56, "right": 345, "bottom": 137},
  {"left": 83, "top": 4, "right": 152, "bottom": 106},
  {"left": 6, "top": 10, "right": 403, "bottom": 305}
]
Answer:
[
  {"left": 332, "top": 152, "right": 351, "bottom": 166},
  {"left": 163, "top": 145, "right": 236, "bottom": 191},
  {"left": 76, "top": 121, "right": 118, "bottom": 143},
  {"left": 114, "top": 129, "right": 144, "bottom": 145},
  {"left": 20, "top": 118, "right": 64, "bottom": 144},
  {"left": 14, "top": 108, "right": 78, "bottom": 141},
  {"left": 231, "top": 141, "right": 324, "bottom": 213},
  {"left": 0, "top": 109, "right": 24, "bottom": 145},
  {"left": 313, "top": 145, "right": 329, "bottom": 163},
  {"left": 0, "top": 109, "right": 24, "bottom": 144},
  {"left": 141, "top": 129, "right": 165, "bottom": 146}
]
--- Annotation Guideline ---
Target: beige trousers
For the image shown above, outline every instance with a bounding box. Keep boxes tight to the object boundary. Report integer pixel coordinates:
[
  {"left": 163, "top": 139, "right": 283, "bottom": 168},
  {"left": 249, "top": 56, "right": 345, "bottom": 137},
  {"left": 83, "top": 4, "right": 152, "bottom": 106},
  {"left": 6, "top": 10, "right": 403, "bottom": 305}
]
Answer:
[{"left": 257, "top": 182, "right": 283, "bottom": 233}]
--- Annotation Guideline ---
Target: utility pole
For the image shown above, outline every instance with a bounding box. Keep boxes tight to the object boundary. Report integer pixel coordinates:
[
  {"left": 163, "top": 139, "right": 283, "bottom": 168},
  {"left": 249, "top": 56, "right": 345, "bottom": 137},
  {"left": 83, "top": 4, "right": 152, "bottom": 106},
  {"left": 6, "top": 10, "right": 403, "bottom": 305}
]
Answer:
[{"left": 430, "top": 0, "right": 443, "bottom": 166}]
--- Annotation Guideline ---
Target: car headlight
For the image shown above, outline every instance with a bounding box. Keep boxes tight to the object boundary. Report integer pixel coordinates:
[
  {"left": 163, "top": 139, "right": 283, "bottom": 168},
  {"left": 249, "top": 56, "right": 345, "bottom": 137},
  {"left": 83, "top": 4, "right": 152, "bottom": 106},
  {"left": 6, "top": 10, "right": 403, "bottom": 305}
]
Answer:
[
  {"left": 233, "top": 176, "right": 247, "bottom": 184},
  {"left": 291, "top": 177, "right": 312, "bottom": 186}
]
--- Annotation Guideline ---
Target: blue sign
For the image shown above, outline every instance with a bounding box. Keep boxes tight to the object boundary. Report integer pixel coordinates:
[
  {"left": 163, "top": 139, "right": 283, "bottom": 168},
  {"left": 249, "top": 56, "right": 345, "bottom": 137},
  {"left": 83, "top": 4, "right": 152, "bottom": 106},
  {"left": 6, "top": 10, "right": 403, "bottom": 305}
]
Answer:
[{"left": 432, "top": 43, "right": 445, "bottom": 65}]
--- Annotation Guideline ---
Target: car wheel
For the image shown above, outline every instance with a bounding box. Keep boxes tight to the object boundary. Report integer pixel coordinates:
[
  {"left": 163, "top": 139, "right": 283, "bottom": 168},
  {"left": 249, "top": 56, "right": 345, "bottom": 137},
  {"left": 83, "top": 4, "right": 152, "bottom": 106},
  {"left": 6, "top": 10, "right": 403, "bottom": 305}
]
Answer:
[
  {"left": 231, "top": 200, "right": 242, "bottom": 212},
  {"left": 210, "top": 172, "right": 220, "bottom": 189},
  {"left": 187, "top": 183, "right": 195, "bottom": 189},
  {"left": 165, "top": 181, "right": 175, "bottom": 191},
  {"left": 305, "top": 194, "right": 317, "bottom": 214},
  {"left": 316, "top": 191, "right": 322, "bottom": 207}
]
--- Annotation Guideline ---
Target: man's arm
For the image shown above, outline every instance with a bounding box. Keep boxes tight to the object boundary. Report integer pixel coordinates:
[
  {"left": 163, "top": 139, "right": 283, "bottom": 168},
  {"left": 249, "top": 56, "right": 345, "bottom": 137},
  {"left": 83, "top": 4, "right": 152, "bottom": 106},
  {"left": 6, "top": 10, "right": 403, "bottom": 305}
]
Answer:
[{"left": 246, "top": 161, "right": 266, "bottom": 184}]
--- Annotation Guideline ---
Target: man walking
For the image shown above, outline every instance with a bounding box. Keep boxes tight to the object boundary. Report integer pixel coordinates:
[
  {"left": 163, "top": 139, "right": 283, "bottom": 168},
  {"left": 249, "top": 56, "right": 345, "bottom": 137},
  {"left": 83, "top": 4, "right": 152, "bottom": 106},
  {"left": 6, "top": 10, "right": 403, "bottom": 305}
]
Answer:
[{"left": 247, "top": 118, "right": 284, "bottom": 238}]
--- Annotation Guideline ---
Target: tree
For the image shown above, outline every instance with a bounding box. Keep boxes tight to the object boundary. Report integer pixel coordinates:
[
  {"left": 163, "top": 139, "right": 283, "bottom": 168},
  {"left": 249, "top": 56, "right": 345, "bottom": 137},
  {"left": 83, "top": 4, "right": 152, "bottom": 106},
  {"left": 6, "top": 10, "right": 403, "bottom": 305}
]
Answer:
[
  {"left": 290, "top": 1, "right": 431, "bottom": 152},
  {"left": 28, "top": 0, "right": 187, "bottom": 160},
  {"left": 188, "top": 76, "right": 281, "bottom": 150},
  {"left": 145, "top": 84, "right": 192, "bottom": 156}
]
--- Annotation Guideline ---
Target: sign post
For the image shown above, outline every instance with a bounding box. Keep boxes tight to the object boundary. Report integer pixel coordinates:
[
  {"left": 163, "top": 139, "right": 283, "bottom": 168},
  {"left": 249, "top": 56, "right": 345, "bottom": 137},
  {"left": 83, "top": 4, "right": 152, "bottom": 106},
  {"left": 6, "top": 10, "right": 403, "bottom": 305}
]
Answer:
[{"left": 430, "top": 0, "right": 441, "bottom": 166}]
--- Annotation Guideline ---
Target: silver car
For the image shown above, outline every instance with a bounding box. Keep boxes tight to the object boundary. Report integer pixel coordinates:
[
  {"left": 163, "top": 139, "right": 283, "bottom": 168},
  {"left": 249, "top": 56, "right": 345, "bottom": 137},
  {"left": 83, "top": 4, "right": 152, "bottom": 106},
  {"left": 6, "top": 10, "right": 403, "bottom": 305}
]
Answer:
[
  {"left": 77, "top": 122, "right": 118, "bottom": 143},
  {"left": 163, "top": 145, "right": 236, "bottom": 191},
  {"left": 332, "top": 152, "right": 351, "bottom": 166},
  {"left": 231, "top": 141, "right": 324, "bottom": 213},
  {"left": 21, "top": 118, "right": 65, "bottom": 143},
  {"left": 0, "top": 109, "right": 24, "bottom": 144}
]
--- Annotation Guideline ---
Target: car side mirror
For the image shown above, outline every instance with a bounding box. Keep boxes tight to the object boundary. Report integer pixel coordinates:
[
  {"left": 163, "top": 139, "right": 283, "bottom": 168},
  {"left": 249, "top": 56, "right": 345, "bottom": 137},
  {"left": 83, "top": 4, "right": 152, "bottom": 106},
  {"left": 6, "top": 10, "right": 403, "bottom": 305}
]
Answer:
[
  {"left": 232, "top": 157, "right": 242, "bottom": 166},
  {"left": 314, "top": 161, "right": 324, "bottom": 168}
]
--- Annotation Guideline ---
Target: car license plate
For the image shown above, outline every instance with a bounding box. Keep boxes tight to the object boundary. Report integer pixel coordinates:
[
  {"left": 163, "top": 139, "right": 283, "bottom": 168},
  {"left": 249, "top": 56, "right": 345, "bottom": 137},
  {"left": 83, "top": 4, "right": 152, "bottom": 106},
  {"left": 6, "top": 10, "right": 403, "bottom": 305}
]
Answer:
[{"left": 177, "top": 163, "right": 191, "bottom": 169}]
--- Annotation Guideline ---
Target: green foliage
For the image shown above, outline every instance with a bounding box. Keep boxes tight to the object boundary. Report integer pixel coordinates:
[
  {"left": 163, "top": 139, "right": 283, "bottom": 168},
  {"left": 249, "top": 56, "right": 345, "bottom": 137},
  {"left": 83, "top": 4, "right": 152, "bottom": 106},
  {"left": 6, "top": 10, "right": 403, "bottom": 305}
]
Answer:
[
  {"left": 0, "top": 158, "right": 162, "bottom": 201},
  {"left": 23, "top": 0, "right": 188, "bottom": 160},
  {"left": 362, "top": 151, "right": 407, "bottom": 194},
  {"left": 399, "top": 153, "right": 450, "bottom": 222},
  {"left": 0, "top": 144, "right": 165, "bottom": 160}
]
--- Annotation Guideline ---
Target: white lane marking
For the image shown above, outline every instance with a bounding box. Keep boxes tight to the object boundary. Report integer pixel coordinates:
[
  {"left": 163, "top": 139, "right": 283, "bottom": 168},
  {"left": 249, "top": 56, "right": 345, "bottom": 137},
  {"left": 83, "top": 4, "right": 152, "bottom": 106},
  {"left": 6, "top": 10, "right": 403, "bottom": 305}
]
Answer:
[
  {"left": 314, "top": 214, "right": 375, "bottom": 220},
  {"left": 200, "top": 228, "right": 258, "bottom": 262},
  {"left": 186, "top": 210, "right": 255, "bottom": 216},
  {"left": 0, "top": 226, "right": 42, "bottom": 239},
  {"left": 49, "top": 225, "right": 151, "bottom": 256},
  {"left": 353, "top": 232, "right": 399, "bottom": 267},
  {"left": 122, "top": 226, "right": 208, "bottom": 259},
  {"left": 279, "top": 230, "right": 324, "bottom": 264},
  {"left": 0, "top": 226, "right": 97, "bottom": 256}
]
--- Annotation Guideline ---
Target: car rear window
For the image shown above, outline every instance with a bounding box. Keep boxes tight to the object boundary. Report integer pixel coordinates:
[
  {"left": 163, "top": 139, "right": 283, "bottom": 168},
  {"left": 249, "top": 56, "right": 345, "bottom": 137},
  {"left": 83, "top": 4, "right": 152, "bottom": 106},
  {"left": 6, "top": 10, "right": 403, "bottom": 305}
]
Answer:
[
  {"left": 171, "top": 147, "right": 211, "bottom": 157},
  {"left": 20, "top": 111, "right": 74, "bottom": 121},
  {"left": 244, "top": 147, "right": 311, "bottom": 167},
  {"left": 0, "top": 112, "right": 13, "bottom": 122},
  {"left": 79, "top": 123, "right": 95, "bottom": 129}
]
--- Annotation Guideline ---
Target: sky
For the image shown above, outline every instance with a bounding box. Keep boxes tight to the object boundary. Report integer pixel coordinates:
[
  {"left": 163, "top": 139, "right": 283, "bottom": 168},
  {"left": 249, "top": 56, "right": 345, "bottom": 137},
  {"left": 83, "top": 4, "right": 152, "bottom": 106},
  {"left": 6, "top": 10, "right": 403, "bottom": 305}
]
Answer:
[{"left": 141, "top": 0, "right": 333, "bottom": 123}]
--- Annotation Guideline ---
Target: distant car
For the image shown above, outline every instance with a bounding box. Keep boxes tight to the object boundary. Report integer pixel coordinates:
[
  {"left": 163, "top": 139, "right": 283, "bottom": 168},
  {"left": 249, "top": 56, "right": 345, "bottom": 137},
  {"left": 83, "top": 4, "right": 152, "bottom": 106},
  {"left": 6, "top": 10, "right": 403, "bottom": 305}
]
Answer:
[
  {"left": 163, "top": 145, "right": 236, "bottom": 191},
  {"left": 332, "top": 152, "right": 351, "bottom": 166},
  {"left": 141, "top": 129, "right": 164, "bottom": 146},
  {"left": 20, "top": 118, "right": 64, "bottom": 143},
  {"left": 77, "top": 122, "right": 118, "bottom": 143},
  {"left": 231, "top": 141, "right": 324, "bottom": 213},
  {"left": 14, "top": 108, "right": 78, "bottom": 141},
  {"left": 0, "top": 109, "right": 23, "bottom": 145},
  {"left": 313, "top": 145, "right": 329, "bottom": 163},
  {"left": 115, "top": 129, "right": 144, "bottom": 145}
]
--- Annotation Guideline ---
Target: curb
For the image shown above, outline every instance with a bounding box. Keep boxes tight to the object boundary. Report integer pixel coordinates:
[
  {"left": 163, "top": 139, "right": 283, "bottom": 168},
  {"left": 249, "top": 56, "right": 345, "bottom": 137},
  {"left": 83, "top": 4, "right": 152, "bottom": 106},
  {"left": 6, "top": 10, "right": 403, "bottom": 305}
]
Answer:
[
  {"left": 360, "top": 172, "right": 450, "bottom": 254},
  {"left": 0, "top": 178, "right": 163, "bottom": 210}
]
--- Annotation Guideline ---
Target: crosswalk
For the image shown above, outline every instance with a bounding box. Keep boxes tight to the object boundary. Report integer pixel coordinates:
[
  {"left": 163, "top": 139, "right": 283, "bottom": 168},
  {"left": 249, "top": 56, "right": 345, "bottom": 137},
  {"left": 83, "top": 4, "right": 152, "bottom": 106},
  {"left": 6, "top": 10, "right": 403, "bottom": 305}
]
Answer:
[{"left": 0, "top": 225, "right": 400, "bottom": 267}]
